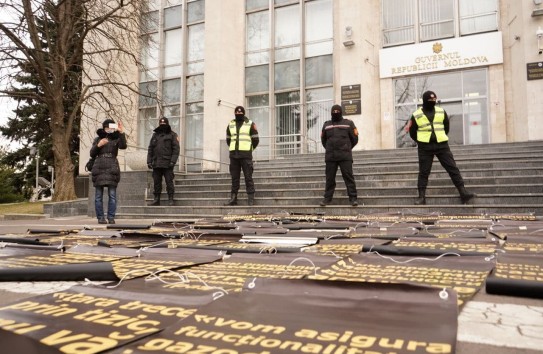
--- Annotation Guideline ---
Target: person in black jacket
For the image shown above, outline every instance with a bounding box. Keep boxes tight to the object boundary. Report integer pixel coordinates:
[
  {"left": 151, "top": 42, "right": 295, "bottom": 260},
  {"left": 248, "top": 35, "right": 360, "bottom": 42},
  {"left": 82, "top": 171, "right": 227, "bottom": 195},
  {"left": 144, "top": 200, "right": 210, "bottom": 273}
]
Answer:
[
  {"left": 224, "top": 106, "right": 259, "bottom": 206},
  {"left": 408, "top": 90, "right": 475, "bottom": 205},
  {"left": 90, "top": 119, "right": 127, "bottom": 224},
  {"left": 147, "top": 117, "right": 180, "bottom": 206},
  {"left": 320, "top": 104, "right": 359, "bottom": 207}
]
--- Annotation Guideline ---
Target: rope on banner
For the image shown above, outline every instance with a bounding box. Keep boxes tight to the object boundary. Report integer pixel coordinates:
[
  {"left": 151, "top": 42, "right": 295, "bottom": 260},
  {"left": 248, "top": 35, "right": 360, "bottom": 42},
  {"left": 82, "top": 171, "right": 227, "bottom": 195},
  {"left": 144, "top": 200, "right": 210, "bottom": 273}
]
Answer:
[
  {"left": 145, "top": 268, "right": 229, "bottom": 300},
  {"left": 366, "top": 250, "right": 462, "bottom": 264},
  {"left": 282, "top": 257, "right": 318, "bottom": 277},
  {"left": 85, "top": 268, "right": 229, "bottom": 300},
  {"left": 324, "top": 233, "right": 346, "bottom": 240},
  {"left": 321, "top": 250, "right": 342, "bottom": 258}
]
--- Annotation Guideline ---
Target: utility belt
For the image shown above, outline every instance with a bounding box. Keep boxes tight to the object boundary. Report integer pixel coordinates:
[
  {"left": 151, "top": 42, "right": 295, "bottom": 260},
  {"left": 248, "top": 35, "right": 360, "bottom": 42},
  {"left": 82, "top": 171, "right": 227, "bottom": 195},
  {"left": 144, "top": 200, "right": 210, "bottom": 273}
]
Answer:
[{"left": 98, "top": 153, "right": 115, "bottom": 158}]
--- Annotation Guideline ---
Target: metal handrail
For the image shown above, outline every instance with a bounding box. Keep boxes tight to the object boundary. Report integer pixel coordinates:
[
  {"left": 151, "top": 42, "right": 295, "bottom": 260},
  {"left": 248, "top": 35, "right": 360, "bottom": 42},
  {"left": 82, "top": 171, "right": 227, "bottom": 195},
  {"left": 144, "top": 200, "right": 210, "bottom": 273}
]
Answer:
[
  {"left": 124, "top": 144, "right": 228, "bottom": 174},
  {"left": 122, "top": 133, "right": 320, "bottom": 173}
]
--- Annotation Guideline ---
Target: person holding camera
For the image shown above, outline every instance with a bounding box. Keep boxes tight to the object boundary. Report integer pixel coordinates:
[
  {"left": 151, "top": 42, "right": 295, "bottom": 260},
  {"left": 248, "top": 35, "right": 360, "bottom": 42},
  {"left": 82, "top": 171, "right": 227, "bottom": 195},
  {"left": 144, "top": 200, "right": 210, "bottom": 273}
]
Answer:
[
  {"left": 90, "top": 119, "right": 127, "bottom": 224},
  {"left": 147, "top": 117, "right": 180, "bottom": 206}
]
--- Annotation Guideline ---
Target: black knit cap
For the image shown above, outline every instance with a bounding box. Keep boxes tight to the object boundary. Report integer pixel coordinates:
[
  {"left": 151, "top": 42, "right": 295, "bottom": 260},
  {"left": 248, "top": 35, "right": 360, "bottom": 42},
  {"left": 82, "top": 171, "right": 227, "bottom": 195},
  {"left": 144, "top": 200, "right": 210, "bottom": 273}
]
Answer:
[
  {"left": 331, "top": 104, "right": 342, "bottom": 114},
  {"left": 159, "top": 117, "right": 169, "bottom": 125},
  {"left": 235, "top": 106, "right": 245, "bottom": 115},
  {"left": 102, "top": 119, "right": 115, "bottom": 128},
  {"left": 422, "top": 91, "right": 437, "bottom": 103}
]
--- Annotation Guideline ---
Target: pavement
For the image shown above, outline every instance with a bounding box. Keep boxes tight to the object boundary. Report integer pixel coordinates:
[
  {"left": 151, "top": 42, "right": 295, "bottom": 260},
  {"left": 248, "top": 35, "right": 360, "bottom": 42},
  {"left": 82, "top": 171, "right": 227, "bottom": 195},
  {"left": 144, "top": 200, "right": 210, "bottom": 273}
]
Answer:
[{"left": 0, "top": 215, "right": 542, "bottom": 354}]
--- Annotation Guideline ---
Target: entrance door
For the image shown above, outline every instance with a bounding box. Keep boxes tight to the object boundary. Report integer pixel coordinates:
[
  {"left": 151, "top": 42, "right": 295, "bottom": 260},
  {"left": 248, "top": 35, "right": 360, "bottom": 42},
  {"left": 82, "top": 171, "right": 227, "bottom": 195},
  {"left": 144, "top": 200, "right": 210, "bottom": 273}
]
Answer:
[{"left": 440, "top": 102, "right": 464, "bottom": 145}]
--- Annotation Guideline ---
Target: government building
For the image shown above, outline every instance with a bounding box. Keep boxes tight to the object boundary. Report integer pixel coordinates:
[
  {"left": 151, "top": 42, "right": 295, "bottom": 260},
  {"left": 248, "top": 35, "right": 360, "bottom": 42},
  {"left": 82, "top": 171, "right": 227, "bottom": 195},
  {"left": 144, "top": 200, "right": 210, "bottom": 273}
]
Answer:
[{"left": 79, "top": 0, "right": 543, "bottom": 173}]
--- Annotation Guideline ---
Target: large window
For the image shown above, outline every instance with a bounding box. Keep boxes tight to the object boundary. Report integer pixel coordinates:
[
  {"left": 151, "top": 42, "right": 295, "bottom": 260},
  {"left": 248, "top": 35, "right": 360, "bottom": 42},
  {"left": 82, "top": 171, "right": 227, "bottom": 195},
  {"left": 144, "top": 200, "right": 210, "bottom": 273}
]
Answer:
[
  {"left": 138, "top": 0, "right": 205, "bottom": 166},
  {"left": 382, "top": 0, "right": 498, "bottom": 47},
  {"left": 245, "top": 0, "right": 333, "bottom": 158},
  {"left": 394, "top": 69, "right": 489, "bottom": 148}
]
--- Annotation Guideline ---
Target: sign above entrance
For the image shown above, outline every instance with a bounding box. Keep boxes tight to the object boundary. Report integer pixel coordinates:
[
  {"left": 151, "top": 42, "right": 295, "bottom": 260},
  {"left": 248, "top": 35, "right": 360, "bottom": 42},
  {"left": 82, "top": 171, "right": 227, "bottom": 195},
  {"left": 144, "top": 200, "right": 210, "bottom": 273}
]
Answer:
[{"left": 379, "top": 32, "right": 504, "bottom": 78}]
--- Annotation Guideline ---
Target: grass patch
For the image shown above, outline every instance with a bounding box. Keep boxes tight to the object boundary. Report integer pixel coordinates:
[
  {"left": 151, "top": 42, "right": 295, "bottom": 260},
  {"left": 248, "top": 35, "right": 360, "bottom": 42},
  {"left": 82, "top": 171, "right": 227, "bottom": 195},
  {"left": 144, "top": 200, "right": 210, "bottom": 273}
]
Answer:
[{"left": 0, "top": 202, "right": 45, "bottom": 215}]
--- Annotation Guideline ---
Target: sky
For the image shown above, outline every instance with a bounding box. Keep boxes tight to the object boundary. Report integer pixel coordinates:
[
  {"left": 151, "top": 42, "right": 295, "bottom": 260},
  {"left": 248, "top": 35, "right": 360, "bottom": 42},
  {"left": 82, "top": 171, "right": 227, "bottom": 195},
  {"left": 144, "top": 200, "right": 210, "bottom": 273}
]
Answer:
[{"left": 0, "top": 9, "right": 21, "bottom": 148}]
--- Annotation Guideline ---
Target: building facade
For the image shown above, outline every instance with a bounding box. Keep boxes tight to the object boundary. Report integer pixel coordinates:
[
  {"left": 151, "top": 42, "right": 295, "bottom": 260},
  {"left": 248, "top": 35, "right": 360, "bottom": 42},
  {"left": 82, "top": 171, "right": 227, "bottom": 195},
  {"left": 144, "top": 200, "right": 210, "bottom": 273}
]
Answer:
[{"left": 79, "top": 0, "right": 543, "bottom": 173}]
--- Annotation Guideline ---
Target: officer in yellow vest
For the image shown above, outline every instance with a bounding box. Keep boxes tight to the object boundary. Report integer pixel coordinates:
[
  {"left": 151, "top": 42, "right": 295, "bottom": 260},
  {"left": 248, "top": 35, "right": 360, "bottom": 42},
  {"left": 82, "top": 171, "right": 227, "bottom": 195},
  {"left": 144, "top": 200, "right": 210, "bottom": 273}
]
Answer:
[
  {"left": 224, "top": 106, "right": 259, "bottom": 206},
  {"left": 408, "top": 91, "right": 475, "bottom": 205}
]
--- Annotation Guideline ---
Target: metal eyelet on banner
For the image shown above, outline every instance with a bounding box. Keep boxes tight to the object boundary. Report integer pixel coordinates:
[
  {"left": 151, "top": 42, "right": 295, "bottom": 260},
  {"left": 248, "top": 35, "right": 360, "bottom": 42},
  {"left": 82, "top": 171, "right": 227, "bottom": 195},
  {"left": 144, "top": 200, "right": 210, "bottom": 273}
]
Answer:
[
  {"left": 439, "top": 288, "right": 448, "bottom": 300},
  {"left": 248, "top": 277, "right": 256, "bottom": 289}
]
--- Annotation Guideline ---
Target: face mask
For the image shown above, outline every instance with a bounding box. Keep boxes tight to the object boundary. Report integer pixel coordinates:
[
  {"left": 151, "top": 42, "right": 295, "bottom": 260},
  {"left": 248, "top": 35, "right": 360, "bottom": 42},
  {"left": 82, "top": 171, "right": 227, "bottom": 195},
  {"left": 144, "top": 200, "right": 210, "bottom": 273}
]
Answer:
[
  {"left": 424, "top": 101, "right": 436, "bottom": 109},
  {"left": 331, "top": 112, "right": 342, "bottom": 120},
  {"left": 235, "top": 114, "right": 244, "bottom": 119},
  {"left": 105, "top": 128, "right": 115, "bottom": 134}
]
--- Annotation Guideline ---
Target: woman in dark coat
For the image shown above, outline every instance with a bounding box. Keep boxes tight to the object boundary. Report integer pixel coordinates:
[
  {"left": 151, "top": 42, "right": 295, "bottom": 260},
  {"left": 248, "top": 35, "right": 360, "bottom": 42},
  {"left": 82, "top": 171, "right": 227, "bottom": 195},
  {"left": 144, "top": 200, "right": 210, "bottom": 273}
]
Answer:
[{"left": 90, "top": 119, "right": 127, "bottom": 224}]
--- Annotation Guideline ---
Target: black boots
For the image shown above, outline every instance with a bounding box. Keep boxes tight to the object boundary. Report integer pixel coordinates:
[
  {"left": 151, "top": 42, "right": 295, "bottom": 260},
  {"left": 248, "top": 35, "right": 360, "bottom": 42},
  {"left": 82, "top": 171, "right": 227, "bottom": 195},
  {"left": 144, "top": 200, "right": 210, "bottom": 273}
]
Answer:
[
  {"left": 224, "top": 193, "right": 238, "bottom": 206},
  {"left": 349, "top": 197, "right": 359, "bottom": 207},
  {"left": 167, "top": 194, "right": 175, "bottom": 206},
  {"left": 319, "top": 198, "right": 332, "bottom": 206},
  {"left": 414, "top": 189, "right": 426, "bottom": 205},
  {"left": 248, "top": 193, "right": 255, "bottom": 206},
  {"left": 149, "top": 194, "right": 160, "bottom": 206},
  {"left": 458, "top": 186, "right": 476, "bottom": 204}
]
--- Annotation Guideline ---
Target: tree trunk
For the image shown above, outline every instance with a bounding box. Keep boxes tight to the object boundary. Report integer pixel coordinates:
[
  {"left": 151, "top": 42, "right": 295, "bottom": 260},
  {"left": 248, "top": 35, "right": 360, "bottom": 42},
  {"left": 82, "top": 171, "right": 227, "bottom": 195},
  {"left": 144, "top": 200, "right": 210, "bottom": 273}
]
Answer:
[{"left": 51, "top": 105, "right": 77, "bottom": 201}]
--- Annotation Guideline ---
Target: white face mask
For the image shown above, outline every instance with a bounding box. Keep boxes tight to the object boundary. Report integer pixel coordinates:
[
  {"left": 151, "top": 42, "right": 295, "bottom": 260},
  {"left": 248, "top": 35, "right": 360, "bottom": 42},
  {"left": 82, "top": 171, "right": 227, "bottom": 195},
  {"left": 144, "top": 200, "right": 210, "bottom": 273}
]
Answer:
[{"left": 105, "top": 128, "right": 115, "bottom": 134}]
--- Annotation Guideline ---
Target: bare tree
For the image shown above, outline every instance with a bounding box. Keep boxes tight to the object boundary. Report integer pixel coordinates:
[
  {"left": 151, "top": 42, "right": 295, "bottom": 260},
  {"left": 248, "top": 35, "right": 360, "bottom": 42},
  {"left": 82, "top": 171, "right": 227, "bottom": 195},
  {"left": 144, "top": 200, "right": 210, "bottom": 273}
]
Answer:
[{"left": 0, "top": 0, "right": 146, "bottom": 201}]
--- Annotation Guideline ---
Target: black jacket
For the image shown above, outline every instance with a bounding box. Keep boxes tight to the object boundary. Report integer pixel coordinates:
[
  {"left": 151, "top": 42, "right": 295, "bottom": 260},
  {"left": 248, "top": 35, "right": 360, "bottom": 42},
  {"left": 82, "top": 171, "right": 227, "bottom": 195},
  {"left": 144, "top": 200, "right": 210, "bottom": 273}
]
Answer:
[
  {"left": 90, "top": 129, "right": 127, "bottom": 187},
  {"left": 147, "top": 125, "right": 180, "bottom": 168},
  {"left": 321, "top": 117, "right": 358, "bottom": 162}
]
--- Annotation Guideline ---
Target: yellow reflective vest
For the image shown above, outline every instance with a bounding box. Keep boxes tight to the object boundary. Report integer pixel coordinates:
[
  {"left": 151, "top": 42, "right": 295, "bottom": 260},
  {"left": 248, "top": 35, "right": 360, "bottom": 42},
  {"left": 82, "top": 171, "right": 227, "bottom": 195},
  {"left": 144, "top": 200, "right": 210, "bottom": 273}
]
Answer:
[
  {"left": 413, "top": 106, "right": 448, "bottom": 143},
  {"left": 229, "top": 119, "right": 253, "bottom": 151}
]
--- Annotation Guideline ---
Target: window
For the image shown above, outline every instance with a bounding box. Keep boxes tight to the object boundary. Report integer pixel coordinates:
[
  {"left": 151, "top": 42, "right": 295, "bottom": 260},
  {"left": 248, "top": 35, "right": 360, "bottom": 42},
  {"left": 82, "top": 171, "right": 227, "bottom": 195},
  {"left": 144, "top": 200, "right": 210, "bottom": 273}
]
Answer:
[
  {"left": 245, "top": 0, "right": 333, "bottom": 158},
  {"left": 419, "top": 0, "right": 454, "bottom": 41},
  {"left": 382, "top": 0, "right": 415, "bottom": 46},
  {"left": 459, "top": 0, "right": 498, "bottom": 35},
  {"left": 382, "top": 0, "right": 498, "bottom": 46},
  {"left": 138, "top": 0, "right": 205, "bottom": 164}
]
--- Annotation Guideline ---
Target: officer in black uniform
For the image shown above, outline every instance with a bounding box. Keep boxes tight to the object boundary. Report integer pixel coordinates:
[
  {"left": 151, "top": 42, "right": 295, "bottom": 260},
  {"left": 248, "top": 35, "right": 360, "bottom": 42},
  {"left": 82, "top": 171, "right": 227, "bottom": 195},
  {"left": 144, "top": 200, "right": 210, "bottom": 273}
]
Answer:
[
  {"left": 408, "top": 90, "right": 475, "bottom": 205},
  {"left": 224, "top": 106, "right": 259, "bottom": 206},
  {"left": 147, "top": 117, "right": 180, "bottom": 206},
  {"left": 320, "top": 104, "right": 359, "bottom": 207}
]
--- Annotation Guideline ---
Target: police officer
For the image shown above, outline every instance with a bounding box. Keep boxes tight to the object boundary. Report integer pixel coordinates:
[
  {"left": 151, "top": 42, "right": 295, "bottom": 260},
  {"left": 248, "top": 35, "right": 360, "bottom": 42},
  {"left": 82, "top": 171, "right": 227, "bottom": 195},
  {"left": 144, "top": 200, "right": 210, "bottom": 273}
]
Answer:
[
  {"left": 224, "top": 106, "right": 259, "bottom": 206},
  {"left": 147, "top": 117, "right": 180, "bottom": 206},
  {"left": 320, "top": 104, "right": 359, "bottom": 207},
  {"left": 409, "top": 90, "right": 475, "bottom": 205}
]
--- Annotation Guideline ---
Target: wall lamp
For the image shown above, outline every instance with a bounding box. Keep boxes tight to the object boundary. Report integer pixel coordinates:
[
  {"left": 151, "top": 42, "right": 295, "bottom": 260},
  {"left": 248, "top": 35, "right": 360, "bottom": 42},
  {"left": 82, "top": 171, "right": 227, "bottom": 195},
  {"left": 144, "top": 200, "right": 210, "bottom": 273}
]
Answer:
[
  {"left": 343, "top": 26, "right": 355, "bottom": 47},
  {"left": 537, "top": 27, "right": 543, "bottom": 54}
]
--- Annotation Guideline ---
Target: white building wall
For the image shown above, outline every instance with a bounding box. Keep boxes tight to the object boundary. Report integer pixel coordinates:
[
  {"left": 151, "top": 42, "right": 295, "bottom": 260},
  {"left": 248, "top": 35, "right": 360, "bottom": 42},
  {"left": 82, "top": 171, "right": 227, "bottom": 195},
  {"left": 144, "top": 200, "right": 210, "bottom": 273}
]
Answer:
[
  {"left": 335, "top": 0, "right": 382, "bottom": 151},
  {"left": 78, "top": 0, "right": 543, "bottom": 175},
  {"left": 203, "top": 0, "right": 245, "bottom": 167}
]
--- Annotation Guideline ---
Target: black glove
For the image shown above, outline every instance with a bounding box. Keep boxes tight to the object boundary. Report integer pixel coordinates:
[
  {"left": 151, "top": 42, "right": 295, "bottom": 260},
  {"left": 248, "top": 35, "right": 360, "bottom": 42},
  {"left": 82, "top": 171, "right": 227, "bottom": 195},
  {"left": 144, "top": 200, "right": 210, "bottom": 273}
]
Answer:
[
  {"left": 147, "top": 163, "right": 152, "bottom": 169},
  {"left": 169, "top": 162, "right": 176, "bottom": 168}
]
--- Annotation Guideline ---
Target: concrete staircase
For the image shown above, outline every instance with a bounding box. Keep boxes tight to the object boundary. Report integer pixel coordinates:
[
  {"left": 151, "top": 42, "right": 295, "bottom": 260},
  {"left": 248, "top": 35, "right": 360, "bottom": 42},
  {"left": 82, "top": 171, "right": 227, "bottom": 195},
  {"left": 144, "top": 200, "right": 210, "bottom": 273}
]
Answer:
[{"left": 117, "top": 141, "right": 543, "bottom": 218}]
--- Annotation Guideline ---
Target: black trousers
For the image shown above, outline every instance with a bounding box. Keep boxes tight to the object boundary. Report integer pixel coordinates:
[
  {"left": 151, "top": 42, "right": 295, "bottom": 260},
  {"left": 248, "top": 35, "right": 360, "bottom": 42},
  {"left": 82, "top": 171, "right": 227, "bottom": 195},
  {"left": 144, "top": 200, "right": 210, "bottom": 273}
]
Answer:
[
  {"left": 417, "top": 144, "right": 464, "bottom": 190},
  {"left": 324, "top": 160, "right": 357, "bottom": 200},
  {"left": 230, "top": 158, "right": 255, "bottom": 194},
  {"left": 152, "top": 167, "right": 175, "bottom": 196}
]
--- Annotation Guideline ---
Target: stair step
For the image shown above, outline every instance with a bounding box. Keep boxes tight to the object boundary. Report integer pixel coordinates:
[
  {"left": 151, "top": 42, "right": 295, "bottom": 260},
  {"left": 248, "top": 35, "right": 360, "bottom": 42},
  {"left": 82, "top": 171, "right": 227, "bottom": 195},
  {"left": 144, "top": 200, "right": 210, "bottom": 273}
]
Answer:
[{"left": 114, "top": 141, "right": 543, "bottom": 219}]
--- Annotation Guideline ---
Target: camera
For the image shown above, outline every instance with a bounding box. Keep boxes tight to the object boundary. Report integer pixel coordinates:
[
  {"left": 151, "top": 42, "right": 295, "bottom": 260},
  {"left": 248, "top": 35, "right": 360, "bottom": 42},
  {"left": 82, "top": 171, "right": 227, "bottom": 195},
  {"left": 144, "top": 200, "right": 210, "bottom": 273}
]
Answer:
[{"left": 108, "top": 123, "right": 118, "bottom": 130}]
